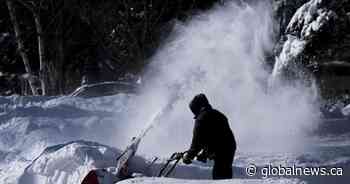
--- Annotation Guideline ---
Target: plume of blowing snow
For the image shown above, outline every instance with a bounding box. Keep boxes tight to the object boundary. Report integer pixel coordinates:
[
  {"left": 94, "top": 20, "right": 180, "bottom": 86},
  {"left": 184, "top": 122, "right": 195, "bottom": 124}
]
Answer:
[{"left": 115, "top": 1, "right": 320, "bottom": 157}]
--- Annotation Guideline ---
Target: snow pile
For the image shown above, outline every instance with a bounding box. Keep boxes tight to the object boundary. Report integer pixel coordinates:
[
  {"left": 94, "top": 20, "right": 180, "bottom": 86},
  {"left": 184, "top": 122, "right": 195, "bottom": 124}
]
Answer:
[
  {"left": 0, "top": 95, "right": 133, "bottom": 183},
  {"left": 18, "top": 141, "right": 121, "bottom": 184},
  {"left": 15, "top": 140, "right": 203, "bottom": 183},
  {"left": 70, "top": 81, "right": 137, "bottom": 98},
  {"left": 15, "top": 140, "right": 306, "bottom": 184}
]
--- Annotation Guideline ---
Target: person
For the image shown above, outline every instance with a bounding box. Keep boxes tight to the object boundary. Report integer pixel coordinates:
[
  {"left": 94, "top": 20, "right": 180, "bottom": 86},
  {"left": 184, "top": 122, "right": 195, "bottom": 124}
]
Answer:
[{"left": 182, "top": 93, "right": 236, "bottom": 179}]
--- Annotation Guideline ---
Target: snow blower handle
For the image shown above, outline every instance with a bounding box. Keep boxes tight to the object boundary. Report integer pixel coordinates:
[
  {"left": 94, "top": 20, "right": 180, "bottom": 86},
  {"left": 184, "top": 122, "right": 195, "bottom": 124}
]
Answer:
[
  {"left": 158, "top": 151, "right": 187, "bottom": 177},
  {"left": 171, "top": 151, "right": 186, "bottom": 160}
]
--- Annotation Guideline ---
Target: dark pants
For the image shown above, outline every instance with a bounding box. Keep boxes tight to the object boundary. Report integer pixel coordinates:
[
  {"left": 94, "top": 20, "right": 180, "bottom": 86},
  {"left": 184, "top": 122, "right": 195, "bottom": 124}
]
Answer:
[{"left": 212, "top": 151, "right": 234, "bottom": 179}]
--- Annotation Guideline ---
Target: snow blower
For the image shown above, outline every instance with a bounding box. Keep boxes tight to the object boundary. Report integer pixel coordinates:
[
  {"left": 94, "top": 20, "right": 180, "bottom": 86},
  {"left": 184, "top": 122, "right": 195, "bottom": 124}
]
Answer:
[
  {"left": 81, "top": 137, "right": 141, "bottom": 184},
  {"left": 81, "top": 92, "right": 182, "bottom": 184}
]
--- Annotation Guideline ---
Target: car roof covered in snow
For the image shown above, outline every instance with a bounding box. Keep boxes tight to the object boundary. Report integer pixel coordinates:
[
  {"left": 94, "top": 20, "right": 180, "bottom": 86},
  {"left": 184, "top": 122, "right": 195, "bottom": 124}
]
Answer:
[{"left": 70, "top": 81, "right": 138, "bottom": 98}]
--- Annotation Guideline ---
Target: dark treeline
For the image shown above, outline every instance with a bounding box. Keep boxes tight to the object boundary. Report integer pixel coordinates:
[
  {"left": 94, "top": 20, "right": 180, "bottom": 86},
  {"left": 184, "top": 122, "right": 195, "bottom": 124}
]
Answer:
[{"left": 0, "top": 0, "right": 222, "bottom": 96}]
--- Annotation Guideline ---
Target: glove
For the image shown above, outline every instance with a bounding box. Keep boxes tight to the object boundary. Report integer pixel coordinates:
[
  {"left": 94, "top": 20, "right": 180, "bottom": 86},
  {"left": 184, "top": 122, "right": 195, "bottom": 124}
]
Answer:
[
  {"left": 182, "top": 153, "right": 192, "bottom": 165},
  {"left": 173, "top": 152, "right": 183, "bottom": 160},
  {"left": 196, "top": 151, "right": 207, "bottom": 163}
]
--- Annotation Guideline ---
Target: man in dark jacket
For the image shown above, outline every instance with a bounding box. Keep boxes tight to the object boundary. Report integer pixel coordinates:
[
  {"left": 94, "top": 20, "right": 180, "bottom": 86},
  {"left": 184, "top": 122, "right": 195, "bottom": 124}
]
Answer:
[{"left": 182, "top": 94, "right": 236, "bottom": 179}]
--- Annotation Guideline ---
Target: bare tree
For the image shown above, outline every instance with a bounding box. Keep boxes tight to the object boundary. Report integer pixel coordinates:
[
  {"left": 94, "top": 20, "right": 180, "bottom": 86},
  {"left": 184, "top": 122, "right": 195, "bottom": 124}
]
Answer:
[
  {"left": 4, "top": 0, "right": 219, "bottom": 96},
  {"left": 6, "top": 0, "right": 39, "bottom": 95},
  {"left": 15, "top": 0, "right": 49, "bottom": 95}
]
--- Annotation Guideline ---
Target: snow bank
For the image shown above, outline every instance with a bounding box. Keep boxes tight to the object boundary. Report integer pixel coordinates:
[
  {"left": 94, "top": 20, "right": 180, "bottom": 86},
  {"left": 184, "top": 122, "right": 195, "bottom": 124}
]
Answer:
[
  {"left": 0, "top": 94, "right": 133, "bottom": 183},
  {"left": 15, "top": 140, "right": 306, "bottom": 184},
  {"left": 13, "top": 137, "right": 350, "bottom": 184},
  {"left": 18, "top": 141, "right": 121, "bottom": 184},
  {"left": 70, "top": 81, "right": 138, "bottom": 98},
  {"left": 15, "top": 140, "right": 211, "bottom": 183}
]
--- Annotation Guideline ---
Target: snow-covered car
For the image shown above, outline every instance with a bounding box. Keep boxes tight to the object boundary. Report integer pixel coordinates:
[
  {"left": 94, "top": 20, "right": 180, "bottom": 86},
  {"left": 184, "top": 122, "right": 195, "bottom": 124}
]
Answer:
[{"left": 70, "top": 81, "right": 138, "bottom": 98}]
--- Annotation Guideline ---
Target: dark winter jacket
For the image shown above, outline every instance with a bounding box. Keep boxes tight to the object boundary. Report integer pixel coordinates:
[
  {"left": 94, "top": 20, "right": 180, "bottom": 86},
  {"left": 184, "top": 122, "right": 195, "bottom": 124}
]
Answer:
[{"left": 187, "top": 94, "right": 236, "bottom": 160}]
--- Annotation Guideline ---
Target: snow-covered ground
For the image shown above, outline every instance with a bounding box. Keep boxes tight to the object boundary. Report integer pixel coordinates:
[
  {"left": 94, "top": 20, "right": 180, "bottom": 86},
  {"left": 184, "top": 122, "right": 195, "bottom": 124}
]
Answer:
[{"left": 1, "top": 95, "right": 350, "bottom": 184}]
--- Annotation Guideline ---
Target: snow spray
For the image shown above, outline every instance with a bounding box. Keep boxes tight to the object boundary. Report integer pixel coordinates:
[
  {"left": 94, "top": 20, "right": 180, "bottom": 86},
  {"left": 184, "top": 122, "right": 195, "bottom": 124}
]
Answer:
[{"left": 115, "top": 0, "right": 320, "bottom": 157}]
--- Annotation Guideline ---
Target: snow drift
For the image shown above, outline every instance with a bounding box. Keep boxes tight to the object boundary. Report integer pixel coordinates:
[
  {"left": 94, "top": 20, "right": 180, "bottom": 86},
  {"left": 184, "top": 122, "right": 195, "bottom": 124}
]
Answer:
[
  {"left": 0, "top": 95, "right": 133, "bottom": 183},
  {"left": 18, "top": 141, "right": 121, "bottom": 184}
]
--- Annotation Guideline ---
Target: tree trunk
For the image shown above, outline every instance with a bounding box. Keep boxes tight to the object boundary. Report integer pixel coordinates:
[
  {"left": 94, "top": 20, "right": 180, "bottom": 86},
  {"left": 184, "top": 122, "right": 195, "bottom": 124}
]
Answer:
[
  {"left": 15, "top": 0, "right": 50, "bottom": 95},
  {"left": 6, "top": 0, "right": 38, "bottom": 95},
  {"left": 33, "top": 12, "right": 49, "bottom": 95},
  {"left": 54, "top": 2, "right": 65, "bottom": 95},
  {"left": 56, "top": 25, "right": 65, "bottom": 94}
]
